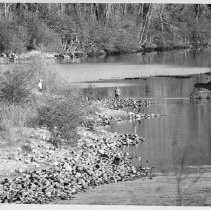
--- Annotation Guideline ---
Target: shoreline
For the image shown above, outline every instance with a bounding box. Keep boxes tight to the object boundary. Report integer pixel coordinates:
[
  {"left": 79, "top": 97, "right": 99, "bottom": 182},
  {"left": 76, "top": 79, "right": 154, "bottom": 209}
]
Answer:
[
  {"left": 0, "top": 95, "right": 210, "bottom": 205},
  {"left": 56, "top": 170, "right": 211, "bottom": 205},
  {"left": 1, "top": 49, "right": 211, "bottom": 84},
  {"left": 76, "top": 72, "right": 211, "bottom": 86},
  {"left": 0, "top": 44, "right": 201, "bottom": 60},
  {"left": 0, "top": 98, "right": 155, "bottom": 204},
  {"left": 60, "top": 99, "right": 211, "bottom": 206}
]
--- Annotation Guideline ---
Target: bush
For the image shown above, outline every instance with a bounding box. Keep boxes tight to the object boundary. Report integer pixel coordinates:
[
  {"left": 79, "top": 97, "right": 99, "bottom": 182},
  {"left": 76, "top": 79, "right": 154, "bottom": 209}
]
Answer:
[
  {"left": 0, "top": 56, "right": 52, "bottom": 145},
  {"left": 0, "top": 68, "right": 35, "bottom": 105},
  {"left": 84, "top": 84, "right": 103, "bottom": 101},
  {"left": 0, "top": 55, "right": 58, "bottom": 106},
  {"left": 34, "top": 85, "right": 88, "bottom": 146},
  {"left": 0, "top": 56, "right": 54, "bottom": 144},
  {"left": 0, "top": 55, "right": 89, "bottom": 147},
  {"left": 0, "top": 21, "right": 29, "bottom": 53},
  {"left": 21, "top": 144, "right": 33, "bottom": 153}
]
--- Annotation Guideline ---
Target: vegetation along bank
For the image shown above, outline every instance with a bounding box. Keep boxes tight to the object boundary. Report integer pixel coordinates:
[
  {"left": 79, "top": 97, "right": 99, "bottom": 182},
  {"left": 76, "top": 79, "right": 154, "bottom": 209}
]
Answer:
[{"left": 0, "top": 3, "right": 211, "bottom": 60}]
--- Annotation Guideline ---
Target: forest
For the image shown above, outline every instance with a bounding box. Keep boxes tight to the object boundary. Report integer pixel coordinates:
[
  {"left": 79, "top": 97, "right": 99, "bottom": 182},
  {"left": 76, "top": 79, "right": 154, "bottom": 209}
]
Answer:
[{"left": 0, "top": 3, "right": 211, "bottom": 56}]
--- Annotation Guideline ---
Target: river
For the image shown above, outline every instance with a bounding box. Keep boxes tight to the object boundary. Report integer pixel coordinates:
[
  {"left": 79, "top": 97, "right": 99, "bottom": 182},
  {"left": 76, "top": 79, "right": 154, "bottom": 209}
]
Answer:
[
  {"left": 75, "top": 49, "right": 211, "bottom": 175},
  {"left": 65, "top": 48, "right": 211, "bottom": 205},
  {"left": 105, "top": 76, "right": 211, "bottom": 173},
  {"left": 79, "top": 49, "right": 211, "bottom": 174},
  {"left": 1, "top": 48, "right": 211, "bottom": 205}
]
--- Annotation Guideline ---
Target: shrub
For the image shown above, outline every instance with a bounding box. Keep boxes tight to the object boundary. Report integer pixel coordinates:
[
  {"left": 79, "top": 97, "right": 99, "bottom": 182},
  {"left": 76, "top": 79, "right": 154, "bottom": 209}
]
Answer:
[
  {"left": 0, "top": 68, "right": 35, "bottom": 105},
  {"left": 34, "top": 85, "right": 88, "bottom": 146},
  {"left": 0, "top": 55, "right": 58, "bottom": 106},
  {"left": 84, "top": 84, "right": 103, "bottom": 101},
  {"left": 21, "top": 144, "right": 33, "bottom": 153},
  {"left": 0, "top": 55, "right": 89, "bottom": 147},
  {"left": 0, "top": 21, "right": 29, "bottom": 53},
  {"left": 0, "top": 55, "right": 54, "bottom": 144}
]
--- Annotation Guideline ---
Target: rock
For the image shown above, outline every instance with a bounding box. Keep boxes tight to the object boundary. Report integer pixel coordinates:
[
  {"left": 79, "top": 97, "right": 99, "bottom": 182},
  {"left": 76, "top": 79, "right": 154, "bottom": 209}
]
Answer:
[
  {"left": 0, "top": 100, "right": 154, "bottom": 204},
  {"left": 131, "top": 166, "right": 137, "bottom": 174},
  {"left": 54, "top": 161, "right": 59, "bottom": 166},
  {"left": 64, "top": 164, "right": 72, "bottom": 171}
]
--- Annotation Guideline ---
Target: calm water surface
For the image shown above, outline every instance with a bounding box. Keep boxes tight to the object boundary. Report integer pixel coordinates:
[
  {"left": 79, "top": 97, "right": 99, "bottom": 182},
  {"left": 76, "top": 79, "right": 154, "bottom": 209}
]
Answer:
[
  {"left": 55, "top": 48, "right": 211, "bottom": 82},
  {"left": 83, "top": 47, "right": 211, "bottom": 67},
  {"left": 104, "top": 75, "right": 211, "bottom": 173},
  {"left": 81, "top": 49, "right": 211, "bottom": 173},
  {"left": 58, "top": 48, "right": 211, "bottom": 204}
]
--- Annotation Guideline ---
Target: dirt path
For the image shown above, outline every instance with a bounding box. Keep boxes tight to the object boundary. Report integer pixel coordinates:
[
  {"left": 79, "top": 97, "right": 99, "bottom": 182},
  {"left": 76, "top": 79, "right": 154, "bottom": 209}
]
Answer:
[{"left": 56, "top": 171, "right": 211, "bottom": 206}]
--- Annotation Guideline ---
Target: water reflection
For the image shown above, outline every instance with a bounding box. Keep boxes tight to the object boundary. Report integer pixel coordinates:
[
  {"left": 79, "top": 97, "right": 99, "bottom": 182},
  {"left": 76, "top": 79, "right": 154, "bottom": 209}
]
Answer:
[
  {"left": 98, "top": 74, "right": 211, "bottom": 100},
  {"left": 84, "top": 48, "right": 211, "bottom": 67},
  {"left": 105, "top": 76, "right": 211, "bottom": 172},
  {"left": 194, "top": 81, "right": 211, "bottom": 91}
]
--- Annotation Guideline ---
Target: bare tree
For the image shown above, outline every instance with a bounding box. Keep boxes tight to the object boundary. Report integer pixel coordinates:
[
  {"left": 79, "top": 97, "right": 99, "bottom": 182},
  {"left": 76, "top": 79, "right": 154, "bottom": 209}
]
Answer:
[{"left": 139, "top": 4, "right": 153, "bottom": 45}]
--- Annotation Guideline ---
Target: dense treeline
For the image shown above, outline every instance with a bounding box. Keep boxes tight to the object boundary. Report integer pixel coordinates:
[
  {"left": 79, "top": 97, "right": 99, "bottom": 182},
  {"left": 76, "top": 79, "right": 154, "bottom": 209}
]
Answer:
[{"left": 0, "top": 3, "right": 211, "bottom": 56}]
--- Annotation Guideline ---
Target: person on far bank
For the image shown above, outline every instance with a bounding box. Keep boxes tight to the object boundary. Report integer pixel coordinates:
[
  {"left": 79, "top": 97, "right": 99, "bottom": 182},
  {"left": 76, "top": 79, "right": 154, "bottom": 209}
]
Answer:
[{"left": 115, "top": 86, "right": 121, "bottom": 100}]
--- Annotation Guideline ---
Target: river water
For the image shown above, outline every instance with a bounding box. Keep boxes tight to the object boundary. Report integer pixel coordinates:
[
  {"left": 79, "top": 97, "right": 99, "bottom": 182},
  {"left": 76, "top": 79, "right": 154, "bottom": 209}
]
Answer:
[
  {"left": 105, "top": 76, "right": 211, "bottom": 173},
  {"left": 90, "top": 49, "right": 211, "bottom": 173},
  {"left": 60, "top": 49, "right": 211, "bottom": 205}
]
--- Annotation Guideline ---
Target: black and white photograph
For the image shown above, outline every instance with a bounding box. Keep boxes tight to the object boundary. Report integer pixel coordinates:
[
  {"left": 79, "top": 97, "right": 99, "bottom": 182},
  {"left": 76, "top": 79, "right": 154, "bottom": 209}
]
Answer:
[{"left": 0, "top": 0, "right": 210, "bottom": 206}]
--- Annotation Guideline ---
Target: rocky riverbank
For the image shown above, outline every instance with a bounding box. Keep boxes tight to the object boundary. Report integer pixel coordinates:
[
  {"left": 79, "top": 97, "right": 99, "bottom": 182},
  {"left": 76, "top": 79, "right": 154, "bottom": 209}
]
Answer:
[
  {"left": 0, "top": 128, "right": 150, "bottom": 204},
  {"left": 0, "top": 98, "right": 157, "bottom": 204},
  {"left": 85, "top": 98, "right": 164, "bottom": 127}
]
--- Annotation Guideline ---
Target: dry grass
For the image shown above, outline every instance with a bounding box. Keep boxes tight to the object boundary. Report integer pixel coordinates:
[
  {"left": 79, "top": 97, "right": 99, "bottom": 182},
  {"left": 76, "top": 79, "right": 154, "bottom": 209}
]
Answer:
[
  {"left": 0, "top": 55, "right": 89, "bottom": 147},
  {"left": 0, "top": 103, "right": 37, "bottom": 146}
]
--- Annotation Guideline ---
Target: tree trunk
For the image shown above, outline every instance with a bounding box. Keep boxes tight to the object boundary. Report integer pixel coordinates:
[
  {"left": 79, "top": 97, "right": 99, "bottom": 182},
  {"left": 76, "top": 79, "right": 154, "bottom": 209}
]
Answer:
[
  {"left": 136, "top": 4, "right": 143, "bottom": 26},
  {"left": 4, "top": 3, "right": 12, "bottom": 21},
  {"left": 60, "top": 3, "right": 64, "bottom": 18},
  {"left": 139, "top": 4, "right": 153, "bottom": 45},
  {"left": 160, "top": 5, "right": 165, "bottom": 31},
  {"left": 120, "top": 3, "right": 126, "bottom": 20},
  {"left": 93, "top": 3, "right": 99, "bottom": 21},
  {"left": 106, "top": 3, "right": 112, "bottom": 21}
]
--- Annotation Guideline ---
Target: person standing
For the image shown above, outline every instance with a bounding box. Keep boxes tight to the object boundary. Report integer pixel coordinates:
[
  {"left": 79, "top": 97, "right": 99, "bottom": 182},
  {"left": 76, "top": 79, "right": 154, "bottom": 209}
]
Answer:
[{"left": 115, "top": 86, "right": 121, "bottom": 100}]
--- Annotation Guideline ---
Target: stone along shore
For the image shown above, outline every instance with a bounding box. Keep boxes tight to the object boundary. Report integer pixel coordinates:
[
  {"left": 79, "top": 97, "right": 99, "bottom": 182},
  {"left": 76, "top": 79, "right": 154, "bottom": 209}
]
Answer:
[{"left": 0, "top": 98, "right": 158, "bottom": 204}]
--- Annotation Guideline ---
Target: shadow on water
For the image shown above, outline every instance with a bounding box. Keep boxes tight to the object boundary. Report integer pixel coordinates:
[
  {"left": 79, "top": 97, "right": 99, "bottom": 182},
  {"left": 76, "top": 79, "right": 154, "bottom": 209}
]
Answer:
[{"left": 194, "top": 81, "right": 211, "bottom": 91}]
